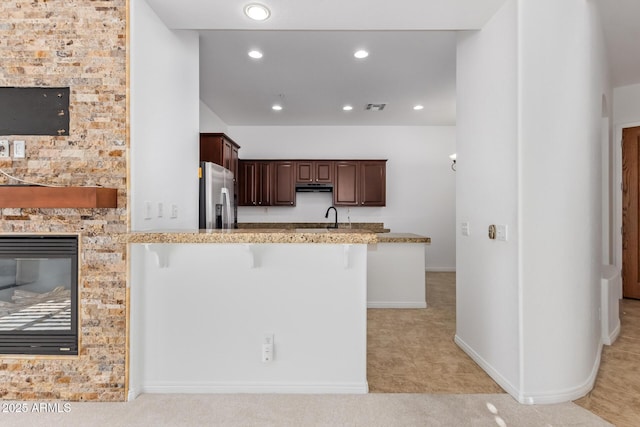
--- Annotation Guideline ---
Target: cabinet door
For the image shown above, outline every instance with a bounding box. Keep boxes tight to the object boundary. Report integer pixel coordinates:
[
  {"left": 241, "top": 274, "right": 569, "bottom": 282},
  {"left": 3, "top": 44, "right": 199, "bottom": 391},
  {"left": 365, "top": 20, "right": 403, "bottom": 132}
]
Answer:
[
  {"left": 273, "top": 161, "right": 295, "bottom": 206},
  {"left": 239, "top": 161, "right": 257, "bottom": 206},
  {"left": 223, "top": 138, "right": 233, "bottom": 170},
  {"left": 257, "top": 162, "right": 272, "bottom": 206},
  {"left": 296, "top": 161, "right": 313, "bottom": 183},
  {"left": 199, "top": 134, "right": 224, "bottom": 165},
  {"left": 360, "top": 161, "right": 386, "bottom": 206},
  {"left": 334, "top": 161, "right": 359, "bottom": 206},
  {"left": 231, "top": 144, "right": 239, "bottom": 173},
  {"left": 315, "top": 161, "right": 334, "bottom": 183}
]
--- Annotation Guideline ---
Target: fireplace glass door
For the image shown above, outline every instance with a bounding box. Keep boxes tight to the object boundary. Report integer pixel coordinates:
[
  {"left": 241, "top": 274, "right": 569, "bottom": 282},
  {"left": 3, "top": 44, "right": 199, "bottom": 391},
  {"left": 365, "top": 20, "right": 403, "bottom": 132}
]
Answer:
[{"left": 0, "top": 236, "right": 78, "bottom": 355}]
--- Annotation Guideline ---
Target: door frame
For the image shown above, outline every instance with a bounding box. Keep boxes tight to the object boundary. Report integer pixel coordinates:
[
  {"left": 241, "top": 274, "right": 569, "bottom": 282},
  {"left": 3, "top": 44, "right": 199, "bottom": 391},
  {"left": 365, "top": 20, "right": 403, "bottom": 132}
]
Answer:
[{"left": 614, "top": 122, "right": 640, "bottom": 274}]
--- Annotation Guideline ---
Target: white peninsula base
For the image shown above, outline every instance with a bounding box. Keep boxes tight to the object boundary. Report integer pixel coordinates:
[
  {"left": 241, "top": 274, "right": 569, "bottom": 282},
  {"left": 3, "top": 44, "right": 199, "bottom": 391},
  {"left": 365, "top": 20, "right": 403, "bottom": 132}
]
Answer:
[
  {"left": 367, "top": 239, "right": 427, "bottom": 308},
  {"left": 129, "top": 242, "right": 368, "bottom": 398}
]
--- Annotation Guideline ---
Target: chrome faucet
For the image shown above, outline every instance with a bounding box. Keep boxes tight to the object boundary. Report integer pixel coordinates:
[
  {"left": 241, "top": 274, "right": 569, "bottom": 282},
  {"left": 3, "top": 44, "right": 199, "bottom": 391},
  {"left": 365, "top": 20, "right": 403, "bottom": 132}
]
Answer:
[{"left": 325, "top": 206, "right": 338, "bottom": 229}]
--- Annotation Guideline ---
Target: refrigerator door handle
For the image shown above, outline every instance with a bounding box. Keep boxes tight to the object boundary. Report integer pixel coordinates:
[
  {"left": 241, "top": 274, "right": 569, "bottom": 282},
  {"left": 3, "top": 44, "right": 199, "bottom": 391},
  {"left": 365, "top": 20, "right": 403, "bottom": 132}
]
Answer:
[
  {"left": 204, "top": 164, "right": 214, "bottom": 229},
  {"left": 221, "top": 187, "right": 231, "bottom": 229}
]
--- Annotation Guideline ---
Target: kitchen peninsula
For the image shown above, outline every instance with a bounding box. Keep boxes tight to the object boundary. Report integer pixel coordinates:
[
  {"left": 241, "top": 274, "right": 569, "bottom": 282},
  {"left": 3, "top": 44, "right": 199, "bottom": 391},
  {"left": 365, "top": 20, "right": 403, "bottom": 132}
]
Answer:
[
  {"left": 126, "top": 228, "right": 376, "bottom": 397},
  {"left": 126, "top": 227, "right": 429, "bottom": 397}
]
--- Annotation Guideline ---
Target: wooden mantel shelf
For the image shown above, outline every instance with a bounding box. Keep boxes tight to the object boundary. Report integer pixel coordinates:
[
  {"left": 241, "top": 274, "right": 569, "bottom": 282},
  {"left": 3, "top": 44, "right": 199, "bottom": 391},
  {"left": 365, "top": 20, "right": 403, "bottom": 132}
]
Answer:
[{"left": 0, "top": 186, "right": 117, "bottom": 208}]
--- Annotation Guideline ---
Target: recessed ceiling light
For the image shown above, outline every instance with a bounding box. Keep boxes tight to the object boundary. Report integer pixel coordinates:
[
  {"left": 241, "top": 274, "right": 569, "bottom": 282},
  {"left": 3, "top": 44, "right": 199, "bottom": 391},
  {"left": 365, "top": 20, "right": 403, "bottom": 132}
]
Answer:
[
  {"left": 413, "top": 105, "right": 424, "bottom": 110},
  {"left": 244, "top": 3, "right": 271, "bottom": 21},
  {"left": 343, "top": 105, "right": 353, "bottom": 111},
  {"left": 272, "top": 104, "right": 283, "bottom": 111},
  {"left": 248, "top": 50, "right": 263, "bottom": 59},
  {"left": 354, "top": 50, "right": 369, "bottom": 59}
]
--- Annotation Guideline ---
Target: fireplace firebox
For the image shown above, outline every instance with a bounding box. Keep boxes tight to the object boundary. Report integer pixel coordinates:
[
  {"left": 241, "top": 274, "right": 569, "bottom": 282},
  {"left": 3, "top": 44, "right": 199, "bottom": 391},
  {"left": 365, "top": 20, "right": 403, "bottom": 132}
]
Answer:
[{"left": 0, "top": 235, "right": 78, "bottom": 355}]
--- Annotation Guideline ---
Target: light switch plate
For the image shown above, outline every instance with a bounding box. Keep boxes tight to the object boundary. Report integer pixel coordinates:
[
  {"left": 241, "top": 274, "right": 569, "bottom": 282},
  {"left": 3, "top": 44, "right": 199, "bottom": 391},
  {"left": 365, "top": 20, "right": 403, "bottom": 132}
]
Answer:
[
  {"left": 144, "top": 201, "right": 152, "bottom": 220},
  {"left": 13, "top": 140, "right": 25, "bottom": 158},
  {"left": 496, "top": 224, "right": 508, "bottom": 241},
  {"left": 461, "top": 222, "right": 470, "bottom": 236}
]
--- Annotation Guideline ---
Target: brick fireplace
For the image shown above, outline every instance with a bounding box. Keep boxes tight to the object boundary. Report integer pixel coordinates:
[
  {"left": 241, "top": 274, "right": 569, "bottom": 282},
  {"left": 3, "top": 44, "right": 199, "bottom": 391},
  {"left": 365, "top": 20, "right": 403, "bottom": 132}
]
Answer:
[{"left": 0, "top": 0, "right": 128, "bottom": 401}]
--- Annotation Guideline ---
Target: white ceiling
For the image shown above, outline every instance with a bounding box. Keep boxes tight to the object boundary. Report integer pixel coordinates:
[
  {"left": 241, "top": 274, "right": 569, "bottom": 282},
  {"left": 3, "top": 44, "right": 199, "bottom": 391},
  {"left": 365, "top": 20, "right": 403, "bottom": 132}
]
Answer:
[
  {"left": 199, "top": 30, "right": 457, "bottom": 125},
  {"left": 145, "top": 0, "right": 640, "bottom": 126}
]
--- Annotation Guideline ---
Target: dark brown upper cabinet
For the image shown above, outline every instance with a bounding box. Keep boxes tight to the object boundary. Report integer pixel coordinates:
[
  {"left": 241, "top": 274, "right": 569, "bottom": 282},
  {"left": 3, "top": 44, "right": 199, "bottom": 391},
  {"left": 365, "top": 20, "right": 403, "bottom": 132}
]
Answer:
[
  {"left": 238, "top": 159, "right": 386, "bottom": 208},
  {"left": 359, "top": 161, "right": 387, "bottom": 206},
  {"left": 296, "top": 161, "right": 334, "bottom": 184},
  {"left": 273, "top": 161, "right": 296, "bottom": 206},
  {"left": 334, "top": 160, "right": 386, "bottom": 207},
  {"left": 239, "top": 160, "right": 272, "bottom": 207},
  {"left": 334, "top": 161, "right": 359, "bottom": 206},
  {"left": 200, "top": 133, "right": 241, "bottom": 179}
]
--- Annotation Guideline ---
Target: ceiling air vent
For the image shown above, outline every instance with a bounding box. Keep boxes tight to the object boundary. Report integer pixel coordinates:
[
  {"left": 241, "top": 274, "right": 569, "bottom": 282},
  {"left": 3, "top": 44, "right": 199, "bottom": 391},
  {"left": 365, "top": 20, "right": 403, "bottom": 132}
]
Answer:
[{"left": 365, "top": 103, "right": 386, "bottom": 111}]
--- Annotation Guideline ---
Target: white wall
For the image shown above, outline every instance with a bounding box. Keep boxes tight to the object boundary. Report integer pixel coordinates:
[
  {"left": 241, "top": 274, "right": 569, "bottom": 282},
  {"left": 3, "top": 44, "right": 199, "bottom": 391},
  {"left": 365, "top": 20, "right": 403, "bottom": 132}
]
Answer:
[
  {"left": 456, "top": 0, "right": 609, "bottom": 404},
  {"left": 226, "top": 125, "right": 457, "bottom": 271},
  {"left": 613, "top": 83, "right": 640, "bottom": 125},
  {"left": 518, "top": 0, "right": 607, "bottom": 402},
  {"left": 130, "top": 0, "right": 200, "bottom": 231},
  {"left": 456, "top": 0, "right": 520, "bottom": 396},
  {"left": 200, "top": 101, "right": 229, "bottom": 134}
]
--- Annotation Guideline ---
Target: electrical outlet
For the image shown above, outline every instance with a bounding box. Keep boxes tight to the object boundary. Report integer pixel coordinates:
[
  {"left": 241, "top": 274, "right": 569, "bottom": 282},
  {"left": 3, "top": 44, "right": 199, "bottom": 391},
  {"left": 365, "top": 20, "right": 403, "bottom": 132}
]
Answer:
[
  {"left": 12, "top": 140, "right": 25, "bottom": 158},
  {"left": 0, "top": 140, "right": 9, "bottom": 158},
  {"left": 157, "top": 202, "right": 164, "bottom": 218},
  {"left": 170, "top": 204, "right": 178, "bottom": 219}
]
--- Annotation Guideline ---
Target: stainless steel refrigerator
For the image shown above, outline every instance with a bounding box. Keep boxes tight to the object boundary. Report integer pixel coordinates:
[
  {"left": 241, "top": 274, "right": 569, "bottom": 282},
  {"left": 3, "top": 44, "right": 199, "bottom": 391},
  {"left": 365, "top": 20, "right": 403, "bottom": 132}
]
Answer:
[{"left": 199, "top": 161, "right": 236, "bottom": 229}]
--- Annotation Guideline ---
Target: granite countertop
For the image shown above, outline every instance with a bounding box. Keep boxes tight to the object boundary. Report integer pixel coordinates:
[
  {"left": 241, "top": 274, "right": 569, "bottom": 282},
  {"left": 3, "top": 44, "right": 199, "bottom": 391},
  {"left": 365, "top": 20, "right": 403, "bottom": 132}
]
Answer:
[
  {"left": 122, "top": 228, "right": 378, "bottom": 244},
  {"left": 238, "top": 222, "right": 390, "bottom": 233},
  {"left": 120, "top": 229, "right": 430, "bottom": 245},
  {"left": 376, "top": 233, "right": 431, "bottom": 244}
]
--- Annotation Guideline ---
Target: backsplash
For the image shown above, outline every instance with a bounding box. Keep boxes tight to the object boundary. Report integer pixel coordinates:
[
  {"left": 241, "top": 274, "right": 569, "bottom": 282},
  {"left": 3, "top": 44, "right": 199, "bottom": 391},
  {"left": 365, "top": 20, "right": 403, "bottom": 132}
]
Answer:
[{"left": 0, "top": 0, "right": 127, "bottom": 401}]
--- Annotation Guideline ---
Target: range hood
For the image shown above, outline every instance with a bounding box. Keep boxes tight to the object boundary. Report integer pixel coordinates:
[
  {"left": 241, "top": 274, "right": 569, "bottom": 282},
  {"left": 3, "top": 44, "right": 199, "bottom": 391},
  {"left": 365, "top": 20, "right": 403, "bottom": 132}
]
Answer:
[{"left": 295, "top": 183, "right": 333, "bottom": 193}]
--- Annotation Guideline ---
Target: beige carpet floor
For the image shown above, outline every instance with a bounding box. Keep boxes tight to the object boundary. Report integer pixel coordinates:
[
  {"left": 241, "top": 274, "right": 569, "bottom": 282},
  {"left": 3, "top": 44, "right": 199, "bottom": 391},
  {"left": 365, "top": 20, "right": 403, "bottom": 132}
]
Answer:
[{"left": 1, "top": 393, "right": 611, "bottom": 426}]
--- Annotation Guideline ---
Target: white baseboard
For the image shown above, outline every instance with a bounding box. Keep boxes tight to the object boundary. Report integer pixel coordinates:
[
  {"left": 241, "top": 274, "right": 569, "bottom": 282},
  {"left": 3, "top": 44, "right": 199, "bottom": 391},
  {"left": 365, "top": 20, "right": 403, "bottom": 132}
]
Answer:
[
  {"left": 141, "top": 381, "right": 369, "bottom": 395},
  {"left": 455, "top": 335, "right": 602, "bottom": 404},
  {"left": 454, "top": 335, "right": 520, "bottom": 399},
  {"left": 605, "top": 321, "right": 621, "bottom": 345},
  {"left": 367, "top": 301, "right": 427, "bottom": 308},
  {"left": 127, "top": 388, "right": 140, "bottom": 402}
]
